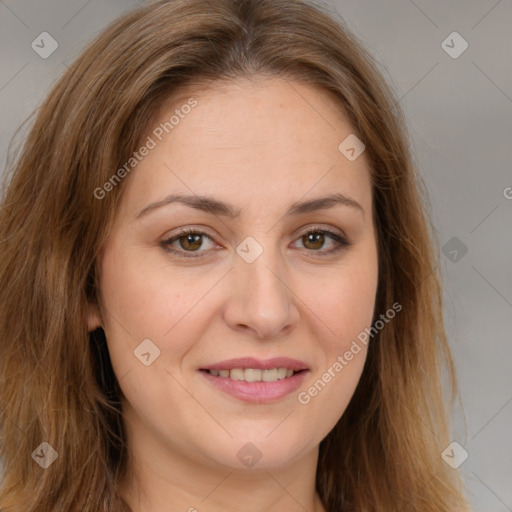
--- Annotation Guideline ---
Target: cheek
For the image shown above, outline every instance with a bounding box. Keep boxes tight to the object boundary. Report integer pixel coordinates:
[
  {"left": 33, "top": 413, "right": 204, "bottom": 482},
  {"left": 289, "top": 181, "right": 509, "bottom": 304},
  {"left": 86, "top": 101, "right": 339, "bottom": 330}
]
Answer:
[
  {"left": 97, "top": 241, "right": 230, "bottom": 378},
  {"left": 294, "top": 267, "right": 377, "bottom": 438},
  {"left": 296, "top": 247, "right": 378, "bottom": 404},
  {"left": 309, "top": 249, "right": 379, "bottom": 349},
  {"left": 98, "top": 242, "right": 193, "bottom": 336}
]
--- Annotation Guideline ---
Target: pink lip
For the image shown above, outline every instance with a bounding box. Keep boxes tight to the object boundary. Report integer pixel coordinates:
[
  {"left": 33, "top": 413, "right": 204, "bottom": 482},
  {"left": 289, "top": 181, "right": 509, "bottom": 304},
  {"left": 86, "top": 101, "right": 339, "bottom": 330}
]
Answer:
[
  {"left": 200, "top": 357, "right": 309, "bottom": 372},
  {"left": 200, "top": 369, "right": 309, "bottom": 403}
]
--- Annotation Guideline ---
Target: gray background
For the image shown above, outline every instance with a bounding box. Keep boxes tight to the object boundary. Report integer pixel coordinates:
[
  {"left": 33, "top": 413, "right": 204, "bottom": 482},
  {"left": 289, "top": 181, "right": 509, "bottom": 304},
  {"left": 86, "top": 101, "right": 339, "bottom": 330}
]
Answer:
[{"left": 1, "top": 0, "right": 511, "bottom": 510}]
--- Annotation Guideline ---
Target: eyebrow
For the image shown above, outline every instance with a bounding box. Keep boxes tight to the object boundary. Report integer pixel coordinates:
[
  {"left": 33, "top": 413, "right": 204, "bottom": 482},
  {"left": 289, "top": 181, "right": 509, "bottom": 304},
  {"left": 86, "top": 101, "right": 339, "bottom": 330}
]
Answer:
[{"left": 135, "top": 192, "right": 364, "bottom": 219}]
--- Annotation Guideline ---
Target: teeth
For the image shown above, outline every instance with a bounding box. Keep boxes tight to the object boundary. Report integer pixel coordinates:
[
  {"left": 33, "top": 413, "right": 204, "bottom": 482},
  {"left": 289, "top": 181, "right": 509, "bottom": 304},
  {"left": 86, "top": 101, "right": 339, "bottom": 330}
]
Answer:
[
  {"left": 208, "top": 367, "right": 298, "bottom": 382},
  {"left": 262, "top": 368, "right": 277, "bottom": 382},
  {"left": 245, "top": 369, "right": 262, "bottom": 382},
  {"left": 276, "top": 368, "right": 287, "bottom": 380},
  {"left": 230, "top": 368, "right": 245, "bottom": 380}
]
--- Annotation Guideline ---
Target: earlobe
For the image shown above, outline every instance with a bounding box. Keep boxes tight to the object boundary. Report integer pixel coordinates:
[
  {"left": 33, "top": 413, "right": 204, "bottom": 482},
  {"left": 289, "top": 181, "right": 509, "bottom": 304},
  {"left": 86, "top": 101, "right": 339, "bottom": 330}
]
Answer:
[{"left": 87, "top": 303, "right": 103, "bottom": 332}]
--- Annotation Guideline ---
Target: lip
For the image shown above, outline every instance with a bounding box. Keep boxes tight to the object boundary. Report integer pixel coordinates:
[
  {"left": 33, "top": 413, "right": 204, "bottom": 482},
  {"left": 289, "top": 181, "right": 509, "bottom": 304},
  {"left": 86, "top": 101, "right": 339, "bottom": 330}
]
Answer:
[
  {"left": 199, "top": 357, "right": 310, "bottom": 403},
  {"left": 200, "top": 357, "right": 309, "bottom": 372},
  {"left": 200, "top": 368, "right": 309, "bottom": 403}
]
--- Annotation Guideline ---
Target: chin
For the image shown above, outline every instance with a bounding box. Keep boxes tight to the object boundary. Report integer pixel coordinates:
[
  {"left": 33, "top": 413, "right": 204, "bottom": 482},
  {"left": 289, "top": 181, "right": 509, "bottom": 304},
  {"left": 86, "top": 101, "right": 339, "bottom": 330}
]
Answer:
[{"left": 201, "top": 432, "right": 315, "bottom": 471}]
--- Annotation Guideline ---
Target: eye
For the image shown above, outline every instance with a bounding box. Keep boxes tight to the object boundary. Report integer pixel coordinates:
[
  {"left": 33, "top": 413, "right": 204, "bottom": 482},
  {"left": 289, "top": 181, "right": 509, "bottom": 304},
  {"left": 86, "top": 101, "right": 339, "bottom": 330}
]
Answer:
[
  {"left": 292, "top": 227, "right": 350, "bottom": 255},
  {"left": 160, "top": 226, "right": 351, "bottom": 259},
  {"left": 160, "top": 228, "right": 217, "bottom": 258}
]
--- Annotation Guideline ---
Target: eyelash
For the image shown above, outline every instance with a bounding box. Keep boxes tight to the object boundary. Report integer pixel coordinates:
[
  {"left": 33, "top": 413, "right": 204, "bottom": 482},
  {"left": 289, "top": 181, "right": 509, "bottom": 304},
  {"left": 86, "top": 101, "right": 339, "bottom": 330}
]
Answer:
[{"left": 160, "top": 227, "right": 351, "bottom": 259}]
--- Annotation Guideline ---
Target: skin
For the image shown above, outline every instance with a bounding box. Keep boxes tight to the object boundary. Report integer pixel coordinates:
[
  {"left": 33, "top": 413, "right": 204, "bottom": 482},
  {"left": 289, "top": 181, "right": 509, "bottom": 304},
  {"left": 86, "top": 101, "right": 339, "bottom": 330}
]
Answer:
[{"left": 88, "top": 76, "right": 379, "bottom": 512}]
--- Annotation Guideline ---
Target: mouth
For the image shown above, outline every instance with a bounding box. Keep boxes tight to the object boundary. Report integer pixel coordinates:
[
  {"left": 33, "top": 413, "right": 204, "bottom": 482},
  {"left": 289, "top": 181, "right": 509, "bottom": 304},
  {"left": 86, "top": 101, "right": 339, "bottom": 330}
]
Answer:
[{"left": 198, "top": 357, "right": 309, "bottom": 403}]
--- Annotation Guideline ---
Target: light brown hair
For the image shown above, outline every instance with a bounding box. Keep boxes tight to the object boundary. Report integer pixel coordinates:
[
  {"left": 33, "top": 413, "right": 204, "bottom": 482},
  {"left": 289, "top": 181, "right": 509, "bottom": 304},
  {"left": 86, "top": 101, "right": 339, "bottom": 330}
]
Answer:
[{"left": 0, "top": 0, "right": 468, "bottom": 510}]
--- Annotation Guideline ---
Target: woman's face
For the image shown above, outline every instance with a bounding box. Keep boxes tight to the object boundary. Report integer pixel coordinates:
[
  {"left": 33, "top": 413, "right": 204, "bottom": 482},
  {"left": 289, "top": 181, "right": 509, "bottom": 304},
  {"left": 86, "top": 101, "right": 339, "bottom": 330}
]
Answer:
[{"left": 90, "top": 77, "right": 379, "bottom": 471}]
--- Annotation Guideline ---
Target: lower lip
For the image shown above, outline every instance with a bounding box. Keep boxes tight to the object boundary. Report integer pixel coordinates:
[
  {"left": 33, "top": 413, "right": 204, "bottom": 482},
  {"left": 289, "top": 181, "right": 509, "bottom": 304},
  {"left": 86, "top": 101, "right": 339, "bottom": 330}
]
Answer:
[{"left": 200, "top": 370, "right": 309, "bottom": 403}]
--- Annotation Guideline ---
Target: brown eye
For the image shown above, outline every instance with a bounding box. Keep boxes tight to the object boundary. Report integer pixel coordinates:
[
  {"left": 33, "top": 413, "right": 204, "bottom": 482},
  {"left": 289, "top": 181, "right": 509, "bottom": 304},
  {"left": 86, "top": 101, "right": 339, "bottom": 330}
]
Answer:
[
  {"left": 293, "top": 228, "right": 350, "bottom": 255},
  {"left": 302, "top": 232, "right": 325, "bottom": 250},
  {"left": 177, "top": 233, "right": 203, "bottom": 251},
  {"left": 161, "top": 229, "right": 217, "bottom": 258}
]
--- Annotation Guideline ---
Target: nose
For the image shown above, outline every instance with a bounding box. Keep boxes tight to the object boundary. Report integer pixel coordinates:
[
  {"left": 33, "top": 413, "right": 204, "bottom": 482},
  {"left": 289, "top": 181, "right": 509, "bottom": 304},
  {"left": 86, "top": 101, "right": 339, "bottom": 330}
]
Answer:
[{"left": 223, "top": 243, "right": 300, "bottom": 340}]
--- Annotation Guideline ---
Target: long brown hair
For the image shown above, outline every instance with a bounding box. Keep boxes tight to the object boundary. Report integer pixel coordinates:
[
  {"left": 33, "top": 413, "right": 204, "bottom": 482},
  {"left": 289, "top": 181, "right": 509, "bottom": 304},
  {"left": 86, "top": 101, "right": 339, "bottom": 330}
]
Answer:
[{"left": 0, "top": 0, "right": 468, "bottom": 510}]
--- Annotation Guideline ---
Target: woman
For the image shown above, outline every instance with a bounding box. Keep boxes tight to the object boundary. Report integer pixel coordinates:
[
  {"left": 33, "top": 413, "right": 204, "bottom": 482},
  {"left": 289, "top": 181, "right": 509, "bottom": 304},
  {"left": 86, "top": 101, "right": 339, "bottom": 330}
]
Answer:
[{"left": 0, "top": 0, "right": 469, "bottom": 510}]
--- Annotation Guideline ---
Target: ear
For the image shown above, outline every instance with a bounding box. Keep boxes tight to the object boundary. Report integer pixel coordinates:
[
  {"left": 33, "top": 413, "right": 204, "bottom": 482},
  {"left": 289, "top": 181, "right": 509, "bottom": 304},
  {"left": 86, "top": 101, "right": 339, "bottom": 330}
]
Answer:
[{"left": 87, "top": 302, "right": 103, "bottom": 332}]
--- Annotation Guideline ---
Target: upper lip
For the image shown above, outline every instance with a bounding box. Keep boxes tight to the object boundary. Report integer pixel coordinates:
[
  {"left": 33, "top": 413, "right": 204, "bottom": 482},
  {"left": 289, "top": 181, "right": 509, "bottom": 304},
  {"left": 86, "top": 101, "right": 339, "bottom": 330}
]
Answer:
[{"left": 200, "top": 357, "right": 309, "bottom": 372}]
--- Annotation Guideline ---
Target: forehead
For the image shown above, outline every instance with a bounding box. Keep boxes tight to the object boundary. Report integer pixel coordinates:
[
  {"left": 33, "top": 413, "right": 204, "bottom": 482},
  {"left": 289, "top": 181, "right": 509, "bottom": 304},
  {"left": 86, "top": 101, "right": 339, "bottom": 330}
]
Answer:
[
  {"left": 149, "top": 76, "right": 359, "bottom": 156},
  {"left": 121, "top": 76, "right": 372, "bottom": 219}
]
